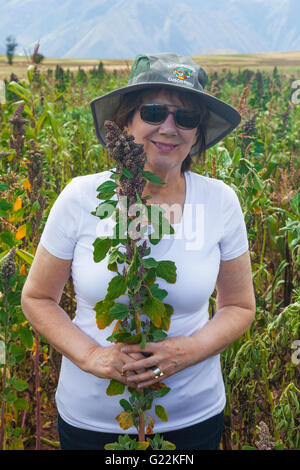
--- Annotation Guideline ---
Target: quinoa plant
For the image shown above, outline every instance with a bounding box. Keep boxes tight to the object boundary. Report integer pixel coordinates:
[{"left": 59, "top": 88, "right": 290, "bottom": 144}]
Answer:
[{"left": 92, "top": 121, "right": 176, "bottom": 450}]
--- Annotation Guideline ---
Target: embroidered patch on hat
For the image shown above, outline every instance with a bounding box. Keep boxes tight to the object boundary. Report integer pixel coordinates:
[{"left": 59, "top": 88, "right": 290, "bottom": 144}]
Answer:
[{"left": 172, "top": 66, "right": 193, "bottom": 80}]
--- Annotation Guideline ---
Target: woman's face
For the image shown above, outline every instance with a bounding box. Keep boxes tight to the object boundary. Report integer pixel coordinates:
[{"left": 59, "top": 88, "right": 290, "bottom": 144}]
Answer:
[{"left": 125, "top": 90, "right": 198, "bottom": 174}]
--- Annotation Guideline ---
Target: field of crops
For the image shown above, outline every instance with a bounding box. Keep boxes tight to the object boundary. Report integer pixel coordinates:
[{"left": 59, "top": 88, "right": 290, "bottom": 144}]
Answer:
[{"left": 0, "top": 60, "right": 299, "bottom": 450}]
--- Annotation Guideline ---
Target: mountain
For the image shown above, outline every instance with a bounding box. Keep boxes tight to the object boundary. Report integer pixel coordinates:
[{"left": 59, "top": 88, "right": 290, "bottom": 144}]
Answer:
[{"left": 0, "top": 0, "right": 300, "bottom": 59}]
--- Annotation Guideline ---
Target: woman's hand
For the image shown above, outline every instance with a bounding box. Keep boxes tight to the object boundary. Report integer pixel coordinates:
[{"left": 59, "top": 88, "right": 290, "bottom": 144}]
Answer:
[
  {"left": 84, "top": 343, "right": 147, "bottom": 386},
  {"left": 120, "top": 336, "right": 196, "bottom": 388}
]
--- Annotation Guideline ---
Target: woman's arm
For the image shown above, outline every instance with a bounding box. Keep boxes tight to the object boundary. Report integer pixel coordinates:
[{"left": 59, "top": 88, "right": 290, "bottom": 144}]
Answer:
[
  {"left": 21, "top": 243, "right": 143, "bottom": 384},
  {"left": 120, "top": 250, "right": 256, "bottom": 388}
]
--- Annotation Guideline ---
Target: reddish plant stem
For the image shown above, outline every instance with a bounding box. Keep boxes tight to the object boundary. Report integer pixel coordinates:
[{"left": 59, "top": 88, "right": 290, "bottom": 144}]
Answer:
[
  {"left": 34, "top": 331, "right": 41, "bottom": 450},
  {"left": 20, "top": 392, "right": 30, "bottom": 439}
]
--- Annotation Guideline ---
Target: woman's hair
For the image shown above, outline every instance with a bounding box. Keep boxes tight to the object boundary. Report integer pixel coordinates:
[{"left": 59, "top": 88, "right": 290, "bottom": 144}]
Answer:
[{"left": 114, "top": 87, "right": 210, "bottom": 172}]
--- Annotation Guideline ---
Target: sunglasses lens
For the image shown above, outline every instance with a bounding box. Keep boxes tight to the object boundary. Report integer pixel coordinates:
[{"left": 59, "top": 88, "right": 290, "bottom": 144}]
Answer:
[
  {"left": 140, "top": 104, "right": 167, "bottom": 124},
  {"left": 140, "top": 104, "right": 200, "bottom": 129},
  {"left": 176, "top": 109, "right": 200, "bottom": 129}
]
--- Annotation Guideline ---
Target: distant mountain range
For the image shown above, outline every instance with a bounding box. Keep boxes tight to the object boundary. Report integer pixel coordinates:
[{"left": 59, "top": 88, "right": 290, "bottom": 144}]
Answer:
[{"left": 1, "top": 0, "right": 300, "bottom": 59}]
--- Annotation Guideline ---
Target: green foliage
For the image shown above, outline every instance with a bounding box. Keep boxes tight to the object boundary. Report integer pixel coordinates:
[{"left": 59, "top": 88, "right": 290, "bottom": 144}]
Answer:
[{"left": 0, "top": 63, "right": 299, "bottom": 450}]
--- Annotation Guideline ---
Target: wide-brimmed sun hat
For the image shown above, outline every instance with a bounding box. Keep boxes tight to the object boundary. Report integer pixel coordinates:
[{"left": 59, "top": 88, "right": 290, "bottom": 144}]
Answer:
[{"left": 90, "top": 52, "right": 241, "bottom": 155}]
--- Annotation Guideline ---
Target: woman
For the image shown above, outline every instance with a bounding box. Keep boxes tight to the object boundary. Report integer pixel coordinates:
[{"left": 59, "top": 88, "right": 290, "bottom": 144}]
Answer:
[{"left": 21, "top": 52, "right": 256, "bottom": 450}]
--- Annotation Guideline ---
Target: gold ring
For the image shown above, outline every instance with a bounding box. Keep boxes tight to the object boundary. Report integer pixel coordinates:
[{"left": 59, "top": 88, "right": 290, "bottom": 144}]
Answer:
[{"left": 153, "top": 367, "right": 164, "bottom": 379}]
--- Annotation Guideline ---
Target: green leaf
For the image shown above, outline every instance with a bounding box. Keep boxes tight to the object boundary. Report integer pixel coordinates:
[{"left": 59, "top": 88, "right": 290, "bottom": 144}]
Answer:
[
  {"left": 92, "top": 237, "right": 112, "bottom": 262},
  {"left": 160, "top": 303, "right": 174, "bottom": 331},
  {"left": 9, "top": 344, "right": 25, "bottom": 363},
  {"left": 143, "top": 257, "right": 158, "bottom": 269},
  {"left": 152, "top": 386, "right": 171, "bottom": 398},
  {"left": 119, "top": 399, "right": 133, "bottom": 412},
  {"left": 14, "top": 397, "right": 29, "bottom": 411},
  {"left": 0, "top": 199, "right": 12, "bottom": 211},
  {"left": 122, "top": 168, "right": 134, "bottom": 178},
  {"left": 157, "top": 260, "right": 177, "bottom": 283},
  {"left": 7, "top": 82, "right": 31, "bottom": 103},
  {"left": 143, "top": 295, "right": 165, "bottom": 328},
  {"left": 106, "top": 379, "right": 126, "bottom": 396},
  {"left": 18, "top": 326, "right": 33, "bottom": 349},
  {"left": 14, "top": 378, "right": 29, "bottom": 392},
  {"left": 0, "top": 184, "right": 9, "bottom": 192},
  {"left": 123, "top": 332, "right": 142, "bottom": 344},
  {"left": 152, "top": 328, "right": 168, "bottom": 341},
  {"left": 149, "top": 284, "right": 168, "bottom": 300},
  {"left": 136, "top": 441, "right": 150, "bottom": 450},
  {"left": 16, "top": 249, "right": 34, "bottom": 265},
  {"left": 106, "top": 331, "right": 131, "bottom": 343},
  {"left": 161, "top": 440, "right": 176, "bottom": 450},
  {"left": 94, "top": 299, "right": 114, "bottom": 329},
  {"left": 108, "top": 302, "right": 130, "bottom": 321},
  {"left": 290, "top": 192, "right": 300, "bottom": 216},
  {"left": 105, "top": 275, "right": 127, "bottom": 301},
  {"left": 139, "top": 169, "right": 165, "bottom": 185},
  {"left": 96, "top": 180, "right": 118, "bottom": 199},
  {"left": 155, "top": 404, "right": 168, "bottom": 422},
  {"left": 140, "top": 333, "right": 147, "bottom": 349}
]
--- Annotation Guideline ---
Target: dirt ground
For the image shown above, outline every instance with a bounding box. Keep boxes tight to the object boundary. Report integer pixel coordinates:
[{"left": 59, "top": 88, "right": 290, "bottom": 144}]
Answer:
[{"left": 1, "top": 51, "right": 300, "bottom": 81}]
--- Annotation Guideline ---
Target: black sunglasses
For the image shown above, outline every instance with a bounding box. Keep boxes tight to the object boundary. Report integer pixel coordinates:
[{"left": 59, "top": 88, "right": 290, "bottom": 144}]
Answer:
[{"left": 139, "top": 103, "right": 201, "bottom": 130}]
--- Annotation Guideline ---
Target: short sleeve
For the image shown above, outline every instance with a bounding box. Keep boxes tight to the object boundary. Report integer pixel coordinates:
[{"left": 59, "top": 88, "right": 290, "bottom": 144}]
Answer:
[
  {"left": 40, "top": 178, "right": 81, "bottom": 260},
  {"left": 219, "top": 184, "right": 249, "bottom": 261}
]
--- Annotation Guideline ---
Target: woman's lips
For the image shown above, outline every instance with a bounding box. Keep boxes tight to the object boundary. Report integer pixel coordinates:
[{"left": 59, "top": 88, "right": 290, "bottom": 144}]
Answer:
[{"left": 152, "top": 141, "right": 177, "bottom": 152}]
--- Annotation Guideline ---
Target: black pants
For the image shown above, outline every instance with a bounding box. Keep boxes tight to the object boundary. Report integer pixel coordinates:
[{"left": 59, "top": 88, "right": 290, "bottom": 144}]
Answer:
[{"left": 57, "top": 410, "right": 224, "bottom": 450}]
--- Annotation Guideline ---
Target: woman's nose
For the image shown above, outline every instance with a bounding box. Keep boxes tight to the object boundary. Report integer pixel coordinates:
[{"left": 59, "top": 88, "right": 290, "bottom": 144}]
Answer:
[{"left": 158, "top": 112, "right": 178, "bottom": 135}]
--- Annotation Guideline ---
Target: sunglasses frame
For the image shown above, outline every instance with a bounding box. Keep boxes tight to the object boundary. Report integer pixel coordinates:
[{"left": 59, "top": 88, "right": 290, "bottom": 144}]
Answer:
[{"left": 139, "top": 103, "right": 201, "bottom": 130}]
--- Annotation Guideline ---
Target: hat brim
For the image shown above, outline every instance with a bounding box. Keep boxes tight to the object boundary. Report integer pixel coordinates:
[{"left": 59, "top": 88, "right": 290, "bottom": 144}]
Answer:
[{"left": 90, "top": 81, "right": 241, "bottom": 155}]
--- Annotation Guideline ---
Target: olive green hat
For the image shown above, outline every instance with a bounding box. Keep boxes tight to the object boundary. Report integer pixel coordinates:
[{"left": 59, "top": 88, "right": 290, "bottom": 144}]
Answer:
[{"left": 90, "top": 52, "right": 241, "bottom": 154}]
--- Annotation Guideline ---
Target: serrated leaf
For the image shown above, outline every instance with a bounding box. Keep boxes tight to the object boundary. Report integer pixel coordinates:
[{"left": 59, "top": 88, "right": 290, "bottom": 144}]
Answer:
[
  {"left": 155, "top": 404, "right": 168, "bottom": 422},
  {"left": 115, "top": 411, "right": 134, "bottom": 430},
  {"left": 94, "top": 299, "right": 114, "bottom": 329},
  {"left": 143, "top": 295, "right": 165, "bottom": 328},
  {"left": 105, "top": 274, "right": 127, "bottom": 301},
  {"left": 149, "top": 284, "right": 168, "bottom": 300},
  {"left": 108, "top": 302, "right": 130, "bottom": 321},
  {"left": 157, "top": 260, "right": 177, "bottom": 283},
  {"left": 106, "top": 379, "right": 126, "bottom": 396}
]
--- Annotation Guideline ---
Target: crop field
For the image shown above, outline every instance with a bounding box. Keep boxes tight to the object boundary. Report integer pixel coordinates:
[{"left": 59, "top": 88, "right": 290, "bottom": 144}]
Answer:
[{"left": 0, "top": 55, "right": 299, "bottom": 450}]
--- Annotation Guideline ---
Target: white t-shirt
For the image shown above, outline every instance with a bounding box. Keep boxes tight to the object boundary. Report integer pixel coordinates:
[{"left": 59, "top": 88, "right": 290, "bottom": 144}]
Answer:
[{"left": 40, "top": 169, "right": 249, "bottom": 433}]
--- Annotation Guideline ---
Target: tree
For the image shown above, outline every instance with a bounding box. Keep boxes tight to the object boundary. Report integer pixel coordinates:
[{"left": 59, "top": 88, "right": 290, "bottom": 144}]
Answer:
[{"left": 6, "top": 36, "right": 18, "bottom": 65}]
